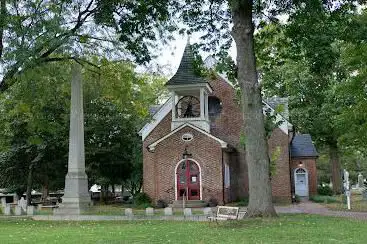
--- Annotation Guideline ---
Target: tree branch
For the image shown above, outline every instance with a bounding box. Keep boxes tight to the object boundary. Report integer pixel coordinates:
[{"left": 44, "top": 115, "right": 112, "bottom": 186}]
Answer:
[
  {"left": 41, "top": 56, "right": 101, "bottom": 74},
  {"left": 0, "top": 0, "right": 6, "bottom": 58},
  {"left": 0, "top": 0, "right": 98, "bottom": 91}
]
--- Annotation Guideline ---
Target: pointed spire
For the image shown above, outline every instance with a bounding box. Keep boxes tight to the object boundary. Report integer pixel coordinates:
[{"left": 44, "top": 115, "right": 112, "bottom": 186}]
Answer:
[{"left": 166, "top": 38, "right": 207, "bottom": 86}]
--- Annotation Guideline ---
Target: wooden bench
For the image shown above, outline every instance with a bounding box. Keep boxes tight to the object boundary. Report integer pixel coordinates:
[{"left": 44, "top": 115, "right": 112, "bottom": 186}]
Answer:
[
  {"left": 208, "top": 206, "right": 240, "bottom": 223},
  {"left": 39, "top": 205, "right": 59, "bottom": 209}
]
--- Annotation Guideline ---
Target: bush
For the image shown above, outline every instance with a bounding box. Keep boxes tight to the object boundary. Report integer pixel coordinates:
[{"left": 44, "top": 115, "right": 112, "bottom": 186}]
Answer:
[
  {"left": 292, "top": 194, "right": 300, "bottom": 203},
  {"left": 133, "top": 193, "right": 152, "bottom": 206},
  {"left": 235, "top": 197, "right": 249, "bottom": 206},
  {"left": 208, "top": 198, "right": 218, "bottom": 207},
  {"left": 317, "top": 185, "right": 333, "bottom": 196},
  {"left": 309, "top": 195, "right": 337, "bottom": 203},
  {"left": 156, "top": 199, "right": 167, "bottom": 208}
]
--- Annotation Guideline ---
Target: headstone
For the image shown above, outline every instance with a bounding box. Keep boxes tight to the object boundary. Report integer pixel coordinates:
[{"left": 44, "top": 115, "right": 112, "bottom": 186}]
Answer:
[
  {"left": 146, "top": 207, "right": 154, "bottom": 216},
  {"left": 343, "top": 169, "right": 351, "bottom": 210},
  {"left": 1, "top": 197, "right": 6, "bottom": 208},
  {"left": 125, "top": 208, "right": 133, "bottom": 216},
  {"left": 164, "top": 207, "right": 173, "bottom": 216},
  {"left": 184, "top": 208, "right": 192, "bottom": 216},
  {"left": 4, "top": 204, "right": 11, "bottom": 215},
  {"left": 27, "top": 206, "right": 34, "bottom": 216},
  {"left": 14, "top": 206, "right": 22, "bottom": 216},
  {"left": 18, "top": 197, "right": 27, "bottom": 211},
  {"left": 55, "top": 64, "right": 91, "bottom": 215},
  {"left": 13, "top": 194, "right": 18, "bottom": 204},
  {"left": 358, "top": 173, "right": 364, "bottom": 188},
  {"left": 203, "top": 207, "right": 212, "bottom": 216},
  {"left": 36, "top": 204, "right": 42, "bottom": 211}
]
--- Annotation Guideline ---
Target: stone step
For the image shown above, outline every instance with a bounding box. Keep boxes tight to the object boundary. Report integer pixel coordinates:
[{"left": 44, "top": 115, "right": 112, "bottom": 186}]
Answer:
[{"left": 171, "top": 200, "right": 207, "bottom": 208}]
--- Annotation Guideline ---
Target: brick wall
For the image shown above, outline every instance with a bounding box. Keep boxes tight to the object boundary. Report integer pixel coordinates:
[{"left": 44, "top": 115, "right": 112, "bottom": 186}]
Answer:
[
  {"left": 142, "top": 75, "right": 293, "bottom": 204},
  {"left": 143, "top": 126, "right": 225, "bottom": 204},
  {"left": 290, "top": 158, "right": 318, "bottom": 196},
  {"left": 268, "top": 128, "right": 292, "bottom": 202}
]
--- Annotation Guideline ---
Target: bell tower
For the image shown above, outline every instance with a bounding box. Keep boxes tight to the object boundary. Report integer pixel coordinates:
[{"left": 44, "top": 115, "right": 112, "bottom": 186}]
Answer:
[{"left": 166, "top": 42, "right": 212, "bottom": 132}]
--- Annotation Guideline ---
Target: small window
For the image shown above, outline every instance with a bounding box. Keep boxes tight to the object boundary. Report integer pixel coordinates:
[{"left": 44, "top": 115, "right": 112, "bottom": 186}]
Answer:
[
  {"left": 296, "top": 168, "right": 306, "bottom": 174},
  {"left": 208, "top": 96, "right": 222, "bottom": 118},
  {"left": 224, "top": 163, "right": 230, "bottom": 188},
  {"left": 181, "top": 133, "right": 193, "bottom": 142}
]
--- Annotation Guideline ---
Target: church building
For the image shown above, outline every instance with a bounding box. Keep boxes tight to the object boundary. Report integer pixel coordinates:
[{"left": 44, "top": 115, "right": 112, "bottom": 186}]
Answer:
[{"left": 139, "top": 43, "right": 318, "bottom": 206}]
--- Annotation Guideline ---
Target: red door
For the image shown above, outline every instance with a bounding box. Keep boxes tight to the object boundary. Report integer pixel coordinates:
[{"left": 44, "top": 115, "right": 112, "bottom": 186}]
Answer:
[{"left": 177, "top": 160, "right": 200, "bottom": 200}]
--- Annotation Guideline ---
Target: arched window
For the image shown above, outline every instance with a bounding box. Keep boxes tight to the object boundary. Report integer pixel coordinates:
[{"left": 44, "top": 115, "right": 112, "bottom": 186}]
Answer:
[{"left": 296, "top": 168, "right": 306, "bottom": 174}]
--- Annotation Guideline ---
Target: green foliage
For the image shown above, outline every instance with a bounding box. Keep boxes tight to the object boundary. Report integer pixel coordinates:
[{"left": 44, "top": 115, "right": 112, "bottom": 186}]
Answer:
[
  {"left": 235, "top": 197, "right": 249, "bottom": 207},
  {"left": 264, "top": 108, "right": 284, "bottom": 139},
  {"left": 317, "top": 185, "right": 333, "bottom": 196},
  {"left": 0, "top": 62, "right": 70, "bottom": 193},
  {"left": 1, "top": 0, "right": 174, "bottom": 91},
  {"left": 156, "top": 199, "right": 168, "bottom": 208},
  {"left": 239, "top": 131, "right": 246, "bottom": 148},
  {"left": 293, "top": 194, "right": 301, "bottom": 203},
  {"left": 0, "top": 58, "right": 166, "bottom": 195},
  {"left": 133, "top": 192, "right": 152, "bottom": 207},
  {"left": 270, "top": 146, "right": 281, "bottom": 176},
  {"left": 310, "top": 195, "right": 338, "bottom": 204}
]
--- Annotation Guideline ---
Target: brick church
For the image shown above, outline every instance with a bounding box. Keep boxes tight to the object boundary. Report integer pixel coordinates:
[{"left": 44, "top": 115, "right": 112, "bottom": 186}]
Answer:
[{"left": 139, "top": 43, "right": 318, "bottom": 205}]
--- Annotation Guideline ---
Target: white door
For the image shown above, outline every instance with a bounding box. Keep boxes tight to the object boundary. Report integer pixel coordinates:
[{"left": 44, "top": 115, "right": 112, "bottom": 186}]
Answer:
[{"left": 295, "top": 168, "right": 309, "bottom": 197}]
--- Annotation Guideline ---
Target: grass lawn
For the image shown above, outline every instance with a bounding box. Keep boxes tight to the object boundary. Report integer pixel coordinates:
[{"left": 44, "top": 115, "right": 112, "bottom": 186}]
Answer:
[
  {"left": 35, "top": 204, "right": 209, "bottom": 216},
  {"left": 319, "top": 193, "right": 367, "bottom": 212},
  {"left": 0, "top": 214, "right": 366, "bottom": 243}
]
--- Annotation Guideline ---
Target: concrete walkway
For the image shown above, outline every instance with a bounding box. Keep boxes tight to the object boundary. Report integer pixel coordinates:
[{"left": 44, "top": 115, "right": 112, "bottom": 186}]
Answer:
[{"left": 275, "top": 201, "right": 367, "bottom": 220}]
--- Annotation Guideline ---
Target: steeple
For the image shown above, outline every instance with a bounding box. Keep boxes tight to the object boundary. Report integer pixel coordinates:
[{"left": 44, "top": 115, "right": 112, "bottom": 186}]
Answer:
[
  {"left": 166, "top": 41, "right": 207, "bottom": 86},
  {"left": 166, "top": 39, "right": 212, "bottom": 133}
]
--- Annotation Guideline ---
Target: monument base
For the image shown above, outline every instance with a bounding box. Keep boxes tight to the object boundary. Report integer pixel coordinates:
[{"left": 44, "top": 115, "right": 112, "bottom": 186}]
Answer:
[{"left": 54, "top": 172, "right": 91, "bottom": 215}]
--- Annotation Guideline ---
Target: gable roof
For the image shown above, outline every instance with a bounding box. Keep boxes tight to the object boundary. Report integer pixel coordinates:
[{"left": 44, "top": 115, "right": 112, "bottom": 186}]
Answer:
[
  {"left": 139, "top": 55, "right": 293, "bottom": 141},
  {"left": 291, "top": 134, "right": 318, "bottom": 158},
  {"left": 264, "top": 97, "right": 289, "bottom": 120},
  {"left": 139, "top": 97, "right": 173, "bottom": 141},
  {"left": 165, "top": 43, "right": 207, "bottom": 86},
  {"left": 147, "top": 123, "right": 228, "bottom": 151}
]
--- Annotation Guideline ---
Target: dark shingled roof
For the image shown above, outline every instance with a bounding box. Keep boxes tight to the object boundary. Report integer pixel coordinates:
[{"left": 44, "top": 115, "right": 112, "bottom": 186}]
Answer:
[
  {"left": 166, "top": 43, "right": 207, "bottom": 86},
  {"left": 291, "top": 134, "right": 318, "bottom": 158}
]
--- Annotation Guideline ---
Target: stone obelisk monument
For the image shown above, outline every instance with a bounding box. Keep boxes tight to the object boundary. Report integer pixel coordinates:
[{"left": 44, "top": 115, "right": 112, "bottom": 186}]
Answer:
[{"left": 55, "top": 64, "right": 91, "bottom": 215}]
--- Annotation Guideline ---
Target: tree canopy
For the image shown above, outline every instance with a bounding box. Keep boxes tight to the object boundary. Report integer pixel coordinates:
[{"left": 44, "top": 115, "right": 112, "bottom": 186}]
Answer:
[{"left": 0, "top": 58, "right": 166, "bottom": 202}]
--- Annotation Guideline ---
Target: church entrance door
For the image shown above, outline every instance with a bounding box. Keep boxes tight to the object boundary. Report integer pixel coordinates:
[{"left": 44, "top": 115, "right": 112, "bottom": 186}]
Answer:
[{"left": 176, "top": 159, "right": 201, "bottom": 200}]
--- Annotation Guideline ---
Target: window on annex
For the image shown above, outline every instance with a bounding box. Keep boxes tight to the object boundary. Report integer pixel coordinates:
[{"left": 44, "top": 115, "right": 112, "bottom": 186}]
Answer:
[
  {"left": 208, "top": 96, "right": 222, "bottom": 121},
  {"left": 224, "top": 162, "right": 230, "bottom": 188}
]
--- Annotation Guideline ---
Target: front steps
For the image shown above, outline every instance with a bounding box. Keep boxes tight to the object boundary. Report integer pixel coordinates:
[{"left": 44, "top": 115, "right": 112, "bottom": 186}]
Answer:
[{"left": 171, "top": 200, "right": 207, "bottom": 208}]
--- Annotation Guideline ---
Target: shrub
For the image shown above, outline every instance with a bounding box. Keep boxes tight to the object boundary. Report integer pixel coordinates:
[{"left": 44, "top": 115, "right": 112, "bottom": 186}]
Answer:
[
  {"left": 156, "top": 199, "right": 168, "bottom": 208},
  {"left": 208, "top": 198, "right": 218, "bottom": 207},
  {"left": 133, "top": 192, "right": 152, "bottom": 206},
  {"left": 317, "top": 185, "right": 333, "bottom": 196},
  {"left": 235, "top": 197, "right": 249, "bottom": 206},
  {"left": 292, "top": 194, "right": 300, "bottom": 203},
  {"left": 309, "top": 195, "right": 337, "bottom": 203}
]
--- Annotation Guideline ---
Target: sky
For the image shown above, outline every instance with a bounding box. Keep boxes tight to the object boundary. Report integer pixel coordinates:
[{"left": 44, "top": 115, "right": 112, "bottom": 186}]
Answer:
[{"left": 152, "top": 33, "right": 237, "bottom": 77}]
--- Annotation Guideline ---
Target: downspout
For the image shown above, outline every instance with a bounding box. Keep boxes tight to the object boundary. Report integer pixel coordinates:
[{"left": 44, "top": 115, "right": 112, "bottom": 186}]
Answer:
[
  {"left": 221, "top": 149, "right": 225, "bottom": 205},
  {"left": 289, "top": 125, "right": 296, "bottom": 202}
]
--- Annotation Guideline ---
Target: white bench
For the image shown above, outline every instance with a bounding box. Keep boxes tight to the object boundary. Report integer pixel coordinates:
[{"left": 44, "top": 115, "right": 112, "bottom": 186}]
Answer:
[{"left": 208, "top": 206, "right": 240, "bottom": 223}]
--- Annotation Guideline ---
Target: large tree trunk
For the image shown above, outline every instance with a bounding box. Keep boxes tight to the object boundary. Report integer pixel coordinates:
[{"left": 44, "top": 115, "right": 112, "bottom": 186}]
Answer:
[
  {"left": 230, "top": 0, "right": 276, "bottom": 217},
  {"left": 329, "top": 144, "right": 342, "bottom": 194},
  {"left": 26, "top": 163, "right": 34, "bottom": 206}
]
